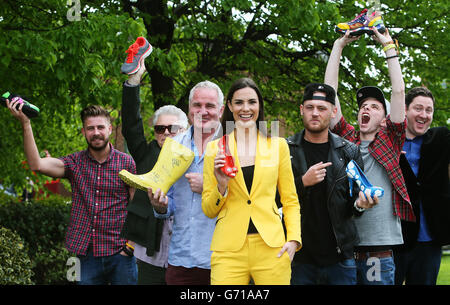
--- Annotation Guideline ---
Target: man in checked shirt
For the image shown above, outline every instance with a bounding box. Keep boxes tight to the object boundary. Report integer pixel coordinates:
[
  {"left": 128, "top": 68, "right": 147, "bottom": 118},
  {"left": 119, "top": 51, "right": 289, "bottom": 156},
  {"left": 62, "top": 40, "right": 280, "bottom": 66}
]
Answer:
[
  {"left": 6, "top": 102, "right": 137, "bottom": 285},
  {"left": 324, "top": 28, "right": 415, "bottom": 285}
]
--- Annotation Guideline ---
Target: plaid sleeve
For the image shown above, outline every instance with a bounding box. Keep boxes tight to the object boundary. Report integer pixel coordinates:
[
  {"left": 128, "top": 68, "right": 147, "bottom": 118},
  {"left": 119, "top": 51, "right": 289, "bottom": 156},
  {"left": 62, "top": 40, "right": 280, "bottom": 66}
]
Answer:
[
  {"left": 384, "top": 115, "right": 406, "bottom": 155},
  {"left": 122, "top": 154, "right": 136, "bottom": 195},
  {"left": 332, "top": 116, "right": 359, "bottom": 143},
  {"left": 126, "top": 154, "right": 137, "bottom": 175},
  {"left": 58, "top": 153, "right": 77, "bottom": 180}
]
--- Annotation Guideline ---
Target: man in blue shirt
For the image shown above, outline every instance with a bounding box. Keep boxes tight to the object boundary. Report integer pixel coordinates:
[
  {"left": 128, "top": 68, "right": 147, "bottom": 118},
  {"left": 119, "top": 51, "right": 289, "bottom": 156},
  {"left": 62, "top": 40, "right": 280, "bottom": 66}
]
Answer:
[
  {"left": 394, "top": 87, "right": 450, "bottom": 285},
  {"left": 148, "top": 80, "right": 224, "bottom": 285}
]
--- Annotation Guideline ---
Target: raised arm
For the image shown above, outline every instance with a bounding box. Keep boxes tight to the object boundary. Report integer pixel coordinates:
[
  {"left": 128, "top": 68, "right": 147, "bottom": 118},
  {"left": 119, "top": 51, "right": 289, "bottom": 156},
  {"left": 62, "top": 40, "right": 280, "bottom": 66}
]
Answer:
[
  {"left": 371, "top": 28, "right": 405, "bottom": 123},
  {"left": 324, "top": 31, "right": 360, "bottom": 129},
  {"left": 7, "top": 99, "right": 65, "bottom": 178},
  {"left": 121, "top": 62, "right": 149, "bottom": 162}
]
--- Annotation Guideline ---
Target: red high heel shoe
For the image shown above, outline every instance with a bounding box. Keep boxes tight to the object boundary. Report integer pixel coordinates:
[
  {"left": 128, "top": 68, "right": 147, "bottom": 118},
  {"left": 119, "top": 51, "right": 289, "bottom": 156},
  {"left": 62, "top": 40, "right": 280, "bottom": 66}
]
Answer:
[{"left": 219, "top": 134, "right": 238, "bottom": 178}]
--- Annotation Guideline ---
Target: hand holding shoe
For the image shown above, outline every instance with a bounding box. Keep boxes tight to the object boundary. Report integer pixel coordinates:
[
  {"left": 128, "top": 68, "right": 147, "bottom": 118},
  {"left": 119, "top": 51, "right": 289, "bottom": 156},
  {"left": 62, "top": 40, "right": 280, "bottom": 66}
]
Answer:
[
  {"left": 335, "top": 30, "right": 361, "bottom": 49},
  {"left": 372, "top": 27, "right": 392, "bottom": 46},
  {"left": 128, "top": 60, "right": 146, "bottom": 86},
  {"left": 148, "top": 187, "right": 168, "bottom": 214},
  {"left": 356, "top": 191, "right": 379, "bottom": 209},
  {"left": 6, "top": 98, "right": 30, "bottom": 125},
  {"left": 214, "top": 151, "right": 232, "bottom": 196}
]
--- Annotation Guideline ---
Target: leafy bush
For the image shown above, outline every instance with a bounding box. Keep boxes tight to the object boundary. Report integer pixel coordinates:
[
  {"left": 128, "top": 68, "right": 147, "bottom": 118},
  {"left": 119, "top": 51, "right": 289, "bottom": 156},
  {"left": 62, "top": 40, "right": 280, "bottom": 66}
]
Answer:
[
  {"left": 0, "top": 226, "right": 33, "bottom": 284},
  {"left": 0, "top": 194, "right": 72, "bottom": 284}
]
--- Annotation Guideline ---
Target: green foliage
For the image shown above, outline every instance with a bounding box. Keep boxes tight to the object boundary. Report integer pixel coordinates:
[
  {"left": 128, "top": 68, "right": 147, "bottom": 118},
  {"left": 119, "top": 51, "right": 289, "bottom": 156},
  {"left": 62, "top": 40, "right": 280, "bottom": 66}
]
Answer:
[
  {"left": 0, "top": 195, "right": 72, "bottom": 284},
  {"left": 0, "top": 226, "right": 34, "bottom": 284},
  {"left": 0, "top": 0, "right": 448, "bottom": 188}
]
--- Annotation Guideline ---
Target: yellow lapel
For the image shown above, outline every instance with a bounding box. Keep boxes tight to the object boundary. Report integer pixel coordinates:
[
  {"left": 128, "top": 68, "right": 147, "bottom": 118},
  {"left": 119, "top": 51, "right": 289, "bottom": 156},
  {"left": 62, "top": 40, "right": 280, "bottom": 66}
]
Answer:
[
  {"left": 251, "top": 132, "right": 266, "bottom": 197},
  {"left": 228, "top": 132, "right": 248, "bottom": 197}
]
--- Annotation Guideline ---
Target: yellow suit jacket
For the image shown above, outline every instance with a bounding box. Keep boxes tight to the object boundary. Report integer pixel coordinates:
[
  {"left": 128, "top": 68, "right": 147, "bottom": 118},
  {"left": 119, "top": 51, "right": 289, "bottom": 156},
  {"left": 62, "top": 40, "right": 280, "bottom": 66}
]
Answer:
[{"left": 202, "top": 131, "right": 301, "bottom": 252}]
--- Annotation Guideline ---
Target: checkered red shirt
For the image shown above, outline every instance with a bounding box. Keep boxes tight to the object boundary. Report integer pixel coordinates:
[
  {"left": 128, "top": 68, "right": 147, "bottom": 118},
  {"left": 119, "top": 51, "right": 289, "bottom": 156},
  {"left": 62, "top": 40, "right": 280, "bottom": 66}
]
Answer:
[
  {"left": 61, "top": 144, "right": 136, "bottom": 256},
  {"left": 332, "top": 116, "right": 415, "bottom": 222}
]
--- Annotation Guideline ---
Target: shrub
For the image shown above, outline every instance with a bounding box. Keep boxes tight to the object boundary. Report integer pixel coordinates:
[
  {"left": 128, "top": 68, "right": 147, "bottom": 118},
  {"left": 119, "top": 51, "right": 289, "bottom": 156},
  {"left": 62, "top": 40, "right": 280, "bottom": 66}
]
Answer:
[
  {"left": 0, "top": 194, "right": 72, "bottom": 284},
  {"left": 0, "top": 226, "right": 33, "bottom": 284}
]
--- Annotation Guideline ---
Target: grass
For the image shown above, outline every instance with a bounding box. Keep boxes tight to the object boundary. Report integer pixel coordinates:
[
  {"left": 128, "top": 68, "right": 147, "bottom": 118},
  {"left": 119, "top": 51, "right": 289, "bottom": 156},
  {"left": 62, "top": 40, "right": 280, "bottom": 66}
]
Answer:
[{"left": 437, "top": 253, "right": 450, "bottom": 285}]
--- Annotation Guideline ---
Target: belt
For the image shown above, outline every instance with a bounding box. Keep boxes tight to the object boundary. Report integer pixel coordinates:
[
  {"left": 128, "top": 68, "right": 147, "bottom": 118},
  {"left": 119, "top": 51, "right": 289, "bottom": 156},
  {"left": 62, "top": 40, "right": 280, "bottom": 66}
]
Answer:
[{"left": 354, "top": 250, "right": 393, "bottom": 260}]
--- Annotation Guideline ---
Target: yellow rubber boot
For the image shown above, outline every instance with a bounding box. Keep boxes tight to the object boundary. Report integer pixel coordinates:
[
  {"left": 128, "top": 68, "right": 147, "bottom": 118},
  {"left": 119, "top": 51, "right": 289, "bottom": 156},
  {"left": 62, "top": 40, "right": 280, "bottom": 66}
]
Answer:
[{"left": 119, "top": 137, "right": 194, "bottom": 193}]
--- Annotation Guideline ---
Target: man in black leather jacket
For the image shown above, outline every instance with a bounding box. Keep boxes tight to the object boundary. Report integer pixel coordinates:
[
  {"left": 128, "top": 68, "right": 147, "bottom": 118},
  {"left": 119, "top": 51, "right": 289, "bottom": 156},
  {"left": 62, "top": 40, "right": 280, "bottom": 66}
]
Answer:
[{"left": 288, "top": 83, "right": 375, "bottom": 285}]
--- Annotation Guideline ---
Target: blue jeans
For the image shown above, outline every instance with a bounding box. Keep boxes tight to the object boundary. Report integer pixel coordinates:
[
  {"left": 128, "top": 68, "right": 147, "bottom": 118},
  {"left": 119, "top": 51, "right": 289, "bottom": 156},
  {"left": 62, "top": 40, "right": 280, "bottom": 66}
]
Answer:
[
  {"left": 291, "top": 259, "right": 357, "bottom": 285},
  {"left": 356, "top": 254, "right": 395, "bottom": 285},
  {"left": 394, "top": 242, "right": 442, "bottom": 285},
  {"left": 78, "top": 250, "right": 137, "bottom": 285}
]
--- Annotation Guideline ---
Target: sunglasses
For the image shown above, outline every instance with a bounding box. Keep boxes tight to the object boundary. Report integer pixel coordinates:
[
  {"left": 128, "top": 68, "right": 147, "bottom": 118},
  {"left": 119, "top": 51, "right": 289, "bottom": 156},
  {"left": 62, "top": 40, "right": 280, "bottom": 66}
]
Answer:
[{"left": 154, "top": 124, "right": 182, "bottom": 134}]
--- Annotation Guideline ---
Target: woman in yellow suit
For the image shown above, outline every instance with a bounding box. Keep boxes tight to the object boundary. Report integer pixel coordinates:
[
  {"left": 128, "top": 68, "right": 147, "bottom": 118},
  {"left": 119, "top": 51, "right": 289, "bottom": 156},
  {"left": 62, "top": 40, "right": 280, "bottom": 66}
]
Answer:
[{"left": 202, "top": 78, "right": 301, "bottom": 285}]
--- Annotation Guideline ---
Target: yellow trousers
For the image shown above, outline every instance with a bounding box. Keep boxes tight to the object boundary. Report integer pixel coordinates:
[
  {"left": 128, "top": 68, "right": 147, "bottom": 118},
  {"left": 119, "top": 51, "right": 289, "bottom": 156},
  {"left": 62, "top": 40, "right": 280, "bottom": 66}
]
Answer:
[{"left": 210, "top": 233, "right": 291, "bottom": 285}]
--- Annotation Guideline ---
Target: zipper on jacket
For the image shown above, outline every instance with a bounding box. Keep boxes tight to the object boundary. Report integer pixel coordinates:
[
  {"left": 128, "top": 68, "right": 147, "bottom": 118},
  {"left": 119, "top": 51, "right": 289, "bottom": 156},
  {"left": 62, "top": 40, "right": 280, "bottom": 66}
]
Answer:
[{"left": 327, "top": 175, "right": 346, "bottom": 255}]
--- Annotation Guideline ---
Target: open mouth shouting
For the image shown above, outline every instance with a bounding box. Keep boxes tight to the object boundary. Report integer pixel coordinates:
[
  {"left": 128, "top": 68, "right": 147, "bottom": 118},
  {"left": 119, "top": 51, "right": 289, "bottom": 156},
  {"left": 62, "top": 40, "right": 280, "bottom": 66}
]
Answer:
[{"left": 361, "top": 113, "right": 370, "bottom": 125}]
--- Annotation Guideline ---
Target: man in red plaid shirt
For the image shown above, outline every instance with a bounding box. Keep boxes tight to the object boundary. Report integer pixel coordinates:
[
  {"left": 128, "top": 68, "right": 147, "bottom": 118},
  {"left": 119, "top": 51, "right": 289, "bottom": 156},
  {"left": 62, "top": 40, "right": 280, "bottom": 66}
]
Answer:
[
  {"left": 324, "top": 28, "right": 414, "bottom": 285},
  {"left": 6, "top": 103, "right": 137, "bottom": 285}
]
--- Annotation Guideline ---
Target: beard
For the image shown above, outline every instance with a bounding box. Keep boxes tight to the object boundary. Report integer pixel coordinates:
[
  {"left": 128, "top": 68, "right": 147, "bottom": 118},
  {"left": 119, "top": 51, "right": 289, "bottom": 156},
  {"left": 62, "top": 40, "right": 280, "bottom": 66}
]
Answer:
[
  {"left": 86, "top": 135, "right": 110, "bottom": 151},
  {"left": 303, "top": 119, "right": 329, "bottom": 134}
]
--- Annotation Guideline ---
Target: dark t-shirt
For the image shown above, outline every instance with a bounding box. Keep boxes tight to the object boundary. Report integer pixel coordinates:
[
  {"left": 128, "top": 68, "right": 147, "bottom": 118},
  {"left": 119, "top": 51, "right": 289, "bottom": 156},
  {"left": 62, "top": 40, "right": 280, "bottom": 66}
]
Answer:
[{"left": 294, "top": 139, "right": 342, "bottom": 266}]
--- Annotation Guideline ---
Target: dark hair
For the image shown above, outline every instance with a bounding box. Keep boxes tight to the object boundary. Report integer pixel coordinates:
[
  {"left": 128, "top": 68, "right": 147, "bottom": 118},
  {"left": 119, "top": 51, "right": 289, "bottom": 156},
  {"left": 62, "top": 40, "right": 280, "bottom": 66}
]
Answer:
[
  {"left": 221, "top": 77, "right": 266, "bottom": 136},
  {"left": 405, "top": 87, "right": 435, "bottom": 107},
  {"left": 80, "top": 105, "right": 111, "bottom": 125}
]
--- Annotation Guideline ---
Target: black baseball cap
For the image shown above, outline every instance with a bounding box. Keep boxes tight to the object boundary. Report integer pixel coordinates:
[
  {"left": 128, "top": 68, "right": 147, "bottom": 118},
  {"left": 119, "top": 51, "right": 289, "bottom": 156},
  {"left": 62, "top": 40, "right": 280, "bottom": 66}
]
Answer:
[
  {"left": 356, "top": 86, "right": 387, "bottom": 113},
  {"left": 302, "top": 83, "right": 336, "bottom": 105}
]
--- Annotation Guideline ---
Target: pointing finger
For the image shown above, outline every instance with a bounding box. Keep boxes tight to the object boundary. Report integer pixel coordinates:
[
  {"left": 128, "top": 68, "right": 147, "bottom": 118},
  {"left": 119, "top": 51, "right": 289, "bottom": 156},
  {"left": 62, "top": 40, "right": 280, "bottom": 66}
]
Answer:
[{"left": 318, "top": 162, "right": 333, "bottom": 169}]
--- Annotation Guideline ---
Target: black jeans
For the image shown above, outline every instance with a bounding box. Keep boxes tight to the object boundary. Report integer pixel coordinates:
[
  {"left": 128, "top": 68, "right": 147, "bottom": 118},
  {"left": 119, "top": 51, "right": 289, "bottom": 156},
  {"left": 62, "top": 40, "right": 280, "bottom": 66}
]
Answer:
[
  {"left": 394, "top": 242, "right": 442, "bottom": 285},
  {"left": 136, "top": 259, "right": 167, "bottom": 285}
]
